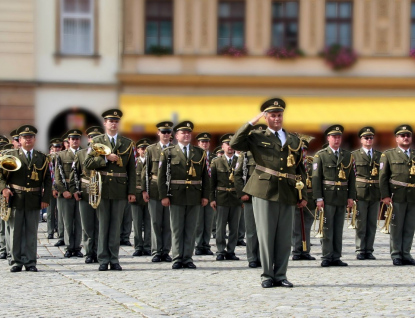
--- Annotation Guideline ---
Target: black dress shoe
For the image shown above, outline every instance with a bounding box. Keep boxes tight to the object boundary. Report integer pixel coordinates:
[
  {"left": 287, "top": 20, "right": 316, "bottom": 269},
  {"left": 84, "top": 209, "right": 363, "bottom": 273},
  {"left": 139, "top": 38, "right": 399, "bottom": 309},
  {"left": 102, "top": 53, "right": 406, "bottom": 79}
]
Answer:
[
  {"left": 195, "top": 249, "right": 204, "bottom": 255},
  {"left": 183, "top": 262, "right": 196, "bottom": 269},
  {"left": 161, "top": 254, "right": 172, "bottom": 262},
  {"left": 120, "top": 240, "right": 132, "bottom": 246},
  {"left": 393, "top": 258, "right": 403, "bottom": 266},
  {"left": 110, "top": 263, "right": 122, "bottom": 271},
  {"left": 212, "top": 234, "right": 216, "bottom": 239},
  {"left": 0, "top": 252, "right": 7, "bottom": 259},
  {"left": 300, "top": 254, "right": 316, "bottom": 260},
  {"left": 172, "top": 262, "right": 183, "bottom": 269},
  {"left": 261, "top": 279, "right": 274, "bottom": 288},
  {"left": 402, "top": 259, "right": 415, "bottom": 266},
  {"left": 356, "top": 253, "right": 366, "bottom": 260},
  {"left": 72, "top": 251, "right": 84, "bottom": 258},
  {"left": 93, "top": 255, "right": 98, "bottom": 263},
  {"left": 216, "top": 254, "right": 225, "bottom": 261},
  {"left": 25, "top": 266, "right": 38, "bottom": 272},
  {"left": 47, "top": 234, "right": 53, "bottom": 239},
  {"left": 225, "top": 253, "right": 240, "bottom": 261},
  {"left": 133, "top": 250, "right": 143, "bottom": 257},
  {"left": 205, "top": 250, "right": 214, "bottom": 255},
  {"left": 248, "top": 261, "right": 258, "bottom": 268},
  {"left": 152, "top": 255, "right": 162, "bottom": 262},
  {"left": 85, "top": 256, "right": 93, "bottom": 264},
  {"left": 237, "top": 240, "right": 246, "bottom": 246},
  {"left": 143, "top": 250, "right": 151, "bottom": 256},
  {"left": 98, "top": 264, "right": 108, "bottom": 271},
  {"left": 321, "top": 260, "right": 331, "bottom": 267},
  {"left": 331, "top": 260, "right": 348, "bottom": 266},
  {"left": 54, "top": 240, "right": 65, "bottom": 247},
  {"left": 10, "top": 266, "right": 22, "bottom": 272},
  {"left": 275, "top": 279, "right": 293, "bottom": 288},
  {"left": 292, "top": 255, "right": 301, "bottom": 261},
  {"left": 365, "top": 253, "right": 376, "bottom": 260},
  {"left": 64, "top": 250, "right": 72, "bottom": 258},
  {"left": 256, "top": 261, "right": 262, "bottom": 267}
]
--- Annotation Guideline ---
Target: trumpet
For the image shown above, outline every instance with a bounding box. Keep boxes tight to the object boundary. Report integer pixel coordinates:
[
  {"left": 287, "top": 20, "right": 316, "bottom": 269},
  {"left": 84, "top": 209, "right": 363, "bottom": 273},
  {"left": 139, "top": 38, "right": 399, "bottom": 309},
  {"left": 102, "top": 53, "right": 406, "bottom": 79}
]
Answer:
[
  {"left": 314, "top": 207, "right": 325, "bottom": 238},
  {"left": 378, "top": 200, "right": 393, "bottom": 234},
  {"left": 89, "top": 170, "right": 102, "bottom": 209},
  {"left": 0, "top": 155, "right": 21, "bottom": 171},
  {"left": 347, "top": 201, "right": 358, "bottom": 229},
  {"left": 92, "top": 143, "right": 111, "bottom": 156}
]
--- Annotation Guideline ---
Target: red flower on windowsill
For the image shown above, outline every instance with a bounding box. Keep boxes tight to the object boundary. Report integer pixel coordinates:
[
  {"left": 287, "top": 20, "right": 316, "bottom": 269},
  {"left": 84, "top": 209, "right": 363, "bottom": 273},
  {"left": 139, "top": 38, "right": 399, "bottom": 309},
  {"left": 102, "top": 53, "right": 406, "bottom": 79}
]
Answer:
[
  {"left": 266, "top": 47, "right": 304, "bottom": 59},
  {"left": 321, "top": 44, "right": 358, "bottom": 70},
  {"left": 410, "top": 49, "right": 415, "bottom": 59},
  {"left": 218, "top": 46, "right": 248, "bottom": 57}
]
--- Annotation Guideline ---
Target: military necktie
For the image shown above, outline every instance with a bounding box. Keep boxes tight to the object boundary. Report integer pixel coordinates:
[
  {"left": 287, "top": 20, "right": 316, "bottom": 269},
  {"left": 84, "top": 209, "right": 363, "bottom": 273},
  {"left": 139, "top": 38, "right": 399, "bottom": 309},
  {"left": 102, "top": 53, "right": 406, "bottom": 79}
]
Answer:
[
  {"left": 183, "top": 146, "right": 187, "bottom": 159},
  {"left": 367, "top": 150, "right": 371, "bottom": 160},
  {"left": 162, "top": 144, "right": 166, "bottom": 149},
  {"left": 228, "top": 158, "right": 232, "bottom": 167},
  {"left": 334, "top": 150, "right": 339, "bottom": 159},
  {"left": 27, "top": 151, "right": 32, "bottom": 164},
  {"left": 405, "top": 150, "right": 410, "bottom": 158},
  {"left": 110, "top": 137, "right": 115, "bottom": 148},
  {"left": 275, "top": 132, "right": 281, "bottom": 143}
]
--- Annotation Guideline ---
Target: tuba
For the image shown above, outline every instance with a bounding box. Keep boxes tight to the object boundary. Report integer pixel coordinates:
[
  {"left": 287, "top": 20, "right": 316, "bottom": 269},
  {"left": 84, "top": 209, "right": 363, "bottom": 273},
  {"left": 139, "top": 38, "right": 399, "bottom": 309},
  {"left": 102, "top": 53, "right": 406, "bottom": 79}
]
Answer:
[
  {"left": 0, "top": 155, "right": 22, "bottom": 171},
  {"left": 92, "top": 143, "right": 111, "bottom": 156},
  {"left": 347, "top": 201, "right": 358, "bottom": 229},
  {"left": 315, "top": 207, "right": 325, "bottom": 238},
  {"left": 89, "top": 170, "right": 102, "bottom": 209}
]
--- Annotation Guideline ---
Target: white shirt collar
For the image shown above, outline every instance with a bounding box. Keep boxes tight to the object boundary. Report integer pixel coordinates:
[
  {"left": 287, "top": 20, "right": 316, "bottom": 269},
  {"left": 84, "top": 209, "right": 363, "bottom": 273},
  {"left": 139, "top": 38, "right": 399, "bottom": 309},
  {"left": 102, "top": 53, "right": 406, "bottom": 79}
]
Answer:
[
  {"left": 107, "top": 134, "right": 118, "bottom": 141},
  {"left": 139, "top": 156, "right": 145, "bottom": 163},
  {"left": 70, "top": 147, "right": 79, "bottom": 154},
  {"left": 329, "top": 146, "right": 339, "bottom": 154},
  {"left": 178, "top": 142, "right": 189, "bottom": 150},
  {"left": 224, "top": 154, "right": 234, "bottom": 161},
  {"left": 362, "top": 147, "right": 372, "bottom": 155},
  {"left": 22, "top": 148, "right": 33, "bottom": 157},
  {"left": 398, "top": 147, "right": 410, "bottom": 154},
  {"left": 159, "top": 142, "right": 169, "bottom": 148}
]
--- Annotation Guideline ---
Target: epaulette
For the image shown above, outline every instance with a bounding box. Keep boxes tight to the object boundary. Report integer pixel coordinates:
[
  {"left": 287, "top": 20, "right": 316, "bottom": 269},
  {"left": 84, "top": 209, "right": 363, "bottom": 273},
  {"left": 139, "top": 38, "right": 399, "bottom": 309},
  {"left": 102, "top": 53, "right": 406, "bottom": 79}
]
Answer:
[
  {"left": 383, "top": 149, "right": 394, "bottom": 154},
  {"left": 315, "top": 148, "right": 327, "bottom": 155},
  {"left": 120, "top": 135, "right": 133, "bottom": 143},
  {"left": 211, "top": 156, "right": 220, "bottom": 162},
  {"left": 146, "top": 143, "right": 158, "bottom": 150}
]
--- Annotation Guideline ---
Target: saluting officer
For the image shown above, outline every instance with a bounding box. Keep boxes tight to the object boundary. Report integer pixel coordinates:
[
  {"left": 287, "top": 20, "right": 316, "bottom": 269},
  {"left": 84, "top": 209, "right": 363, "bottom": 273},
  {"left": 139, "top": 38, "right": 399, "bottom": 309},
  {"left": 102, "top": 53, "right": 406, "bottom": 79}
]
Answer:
[
  {"left": 234, "top": 124, "right": 266, "bottom": 268},
  {"left": 0, "top": 125, "right": 52, "bottom": 272},
  {"left": 70, "top": 126, "right": 104, "bottom": 264},
  {"left": 352, "top": 127, "right": 381, "bottom": 260},
  {"left": 230, "top": 98, "right": 307, "bottom": 288},
  {"left": 55, "top": 129, "right": 83, "bottom": 258},
  {"left": 211, "top": 134, "right": 242, "bottom": 261},
  {"left": 132, "top": 138, "right": 151, "bottom": 257},
  {"left": 292, "top": 138, "right": 317, "bottom": 261},
  {"left": 312, "top": 125, "right": 356, "bottom": 267},
  {"left": 84, "top": 109, "right": 136, "bottom": 271},
  {"left": 158, "top": 121, "right": 209, "bottom": 269},
  {"left": 379, "top": 124, "right": 415, "bottom": 266},
  {"left": 142, "top": 121, "right": 173, "bottom": 263},
  {"left": 194, "top": 132, "right": 215, "bottom": 256}
]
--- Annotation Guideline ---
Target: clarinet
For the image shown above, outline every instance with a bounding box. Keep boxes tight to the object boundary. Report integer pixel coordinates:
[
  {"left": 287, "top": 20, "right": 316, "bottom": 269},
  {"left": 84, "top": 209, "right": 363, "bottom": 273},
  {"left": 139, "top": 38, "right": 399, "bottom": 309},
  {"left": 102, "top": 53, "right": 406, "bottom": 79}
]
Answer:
[
  {"left": 56, "top": 154, "right": 69, "bottom": 191},
  {"left": 71, "top": 162, "right": 82, "bottom": 198},
  {"left": 242, "top": 152, "right": 248, "bottom": 186},
  {"left": 166, "top": 148, "right": 172, "bottom": 197},
  {"left": 145, "top": 151, "right": 150, "bottom": 195}
]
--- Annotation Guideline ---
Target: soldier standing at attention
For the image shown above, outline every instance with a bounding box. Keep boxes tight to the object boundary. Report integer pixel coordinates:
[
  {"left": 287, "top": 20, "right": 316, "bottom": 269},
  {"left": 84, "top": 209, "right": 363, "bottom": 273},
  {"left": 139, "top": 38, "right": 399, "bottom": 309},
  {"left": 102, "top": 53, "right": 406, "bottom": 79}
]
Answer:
[
  {"left": 211, "top": 134, "right": 242, "bottom": 261},
  {"left": 158, "top": 121, "right": 209, "bottom": 269},
  {"left": 230, "top": 98, "right": 307, "bottom": 288},
  {"left": 379, "top": 125, "right": 415, "bottom": 266},
  {"left": 142, "top": 122, "right": 173, "bottom": 263},
  {"left": 194, "top": 132, "right": 215, "bottom": 256},
  {"left": 352, "top": 127, "right": 381, "bottom": 260},
  {"left": 70, "top": 126, "right": 104, "bottom": 264},
  {"left": 84, "top": 109, "right": 136, "bottom": 271},
  {"left": 47, "top": 138, "right": 62, "bottom": 239},
  {"left": 312, "top": 125, "right": 356, "bottom": 267},
  {"left": 0, "top": 125, "right": 52, "bottom": 272},
  {"left": 132, "top": 139, "right": 151, "bottom": 257},
  {"left": 55, "top": 129, "right": 83, "bottom": 258}
]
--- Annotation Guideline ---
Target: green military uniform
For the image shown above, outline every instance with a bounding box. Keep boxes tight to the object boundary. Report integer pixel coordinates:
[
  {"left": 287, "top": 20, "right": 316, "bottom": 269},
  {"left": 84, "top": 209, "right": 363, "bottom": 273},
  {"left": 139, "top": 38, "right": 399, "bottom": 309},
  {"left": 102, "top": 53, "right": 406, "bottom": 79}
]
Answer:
[
  {"left": 210, "top": 139, "right": 241, "bottom": 259},
  {"left": 47, "top": 152, "right": 58, "bottom": 239},
  {"left": 230, "top": 98, "right": 307, "bottom": 287},
  {"left": 211, "top": 146, "right": 224, "bottom": 238},
  {"left": 312, "top": 125, "right": 356, "bottom": 265},
  {"left": 84, "top": 109, "right": 136, "bottom": 269},
  {"left": 55, "top": 130, "right": 83, "bottom": 256},
  {"left": 379, "top": 125, "right": 415, "bottom": 265},
  {"left": 194, "top": 132, "right": 215, "bottom": 255},
  {"left": 0, "top": 125, "right": 52, "bottom": 271},
  {"left": 292, "top": 154, "right": 317, "bottom": 259},
  {"left": 132, "top": 139, "right": 151, "bottom": 256},
  {"left": 234, "top": 150, "right": 260, "bottom": 266},
  {"left": 352, "top": 127, "right": 381, "bottom": 259},
  {"left": 142, "top": 122, "right": 173, "bottom": 260},
  {"left": 158, "top": 121, "right": 209, "bottom": 268},
  {"left": 120, "top": 203, "right": 132, "bottom": 245},
  {"left": 55, "top": 134, "right": 68, "bottom": 246},
  {"left": 236, "top": 152, "right": 246, "bottom": 246},
  {"left": 0, "top": 144, "right": 11, "bottom": 259}
]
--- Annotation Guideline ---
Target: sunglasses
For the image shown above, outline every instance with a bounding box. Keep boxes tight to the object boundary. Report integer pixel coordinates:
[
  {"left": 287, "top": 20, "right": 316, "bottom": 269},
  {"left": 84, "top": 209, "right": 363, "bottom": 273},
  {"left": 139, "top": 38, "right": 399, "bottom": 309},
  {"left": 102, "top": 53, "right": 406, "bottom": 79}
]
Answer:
[
  {"left": 160, "top": 131, "right": 172, "bottom": 134},
  {"left": 363, "top": 136, "right": 374, "bottom": 140},
  {"left": 398, "top": 134, "right": 411, "bottom": 138}
]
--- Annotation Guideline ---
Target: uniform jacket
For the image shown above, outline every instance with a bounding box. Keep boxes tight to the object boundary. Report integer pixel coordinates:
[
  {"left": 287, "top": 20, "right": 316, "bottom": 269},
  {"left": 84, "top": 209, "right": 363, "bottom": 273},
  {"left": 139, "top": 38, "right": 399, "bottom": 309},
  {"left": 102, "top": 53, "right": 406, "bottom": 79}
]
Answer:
[
  {"left": 157, "top": 144, "right": 209, "bottom": 205},
  {"left": 0, "top": 148, "right": 52, "bottom": 210},
  {"left": 230, "top": 123, "right": 307, "bottom": 205},
  {"left": 352, "top": 148, "right": 381, "bottom": 202},
  {"left": 55, "top": 148, "right": 79, "bottom": 195},
  {"left": 379, "top": 147, "right": 415, "bottom": 203},
  {"left": 84, "top": 134, "right": 136, "bottom": 200},
  {"left": 135, "top": 157, "right": 147, "bottom": 206},
  {"left": 234, "top": 151, "right": 256, "bottom": 204},
  {"left": 69, "top": 148, "right": 93, "bottom": 201},
  {"left": 210, "top": 155, "right": 241, "bottom": 207},
  {"left": 312, "top": 147, "right": 356, "bottom": 206},
  {"left": 304, "top": 156, "right": 316, "bottom": 210}
]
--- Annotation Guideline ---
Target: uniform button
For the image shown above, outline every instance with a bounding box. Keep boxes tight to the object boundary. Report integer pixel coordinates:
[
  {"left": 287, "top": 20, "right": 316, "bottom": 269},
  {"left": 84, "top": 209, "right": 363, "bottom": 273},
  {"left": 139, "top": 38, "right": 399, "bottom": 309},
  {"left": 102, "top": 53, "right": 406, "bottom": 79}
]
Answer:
[
  {"left": 187, "top": 171, "right": 189, "bottom": 173},
  {"left": 27, "top": 175, "right": 30, "bottom": 178},
  {"left": 110, "top": 179, "right": 112, "bottom": 181},
  {"left": 280, "top": 158, "right": 283, "bottom": 161},
  {"left": 338, "top": 168, "right": 340, "bottom": 170},
  {"left": 369, "top": 185, "right": 372, "bottom": 187},
  {"left": 337, "top": 188, "right": 340, "bottom": 190},
  {"left": 27, "top": 183, "right": 29, "bottom": 185},
  {"left": 279, "top": 178, "right": 282, "bottom": 181},
  {"left": 186, "top": 186, "right": 188, "bottom": 189},
  {"left": 280, "top": 168, "right": 283, "bottom": 171},
  {"left": 111, "top": 170, "right": 113, "bottom": 172}
]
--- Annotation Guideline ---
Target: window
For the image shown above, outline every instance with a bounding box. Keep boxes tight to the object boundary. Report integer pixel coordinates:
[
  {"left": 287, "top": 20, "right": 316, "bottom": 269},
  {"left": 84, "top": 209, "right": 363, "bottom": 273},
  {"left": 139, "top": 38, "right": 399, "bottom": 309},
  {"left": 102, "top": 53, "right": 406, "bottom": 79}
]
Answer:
[
  {"left": 325, "top": 1, "right": 353, "bottom": 47},
  {"left": 411, "top": 2, "right": 415, "bottom": 48},
  {"left": 271, "top": 1, "right": 299, "bottom": 48},
  {"left": 60, "top": 0, "right": 95, "bottom": 55},
  {"left": 145, "top": 0, "right": 173, "bottom": 54},
  {"left": 217, "top": 1, "right": 245, "bottom": 51}
]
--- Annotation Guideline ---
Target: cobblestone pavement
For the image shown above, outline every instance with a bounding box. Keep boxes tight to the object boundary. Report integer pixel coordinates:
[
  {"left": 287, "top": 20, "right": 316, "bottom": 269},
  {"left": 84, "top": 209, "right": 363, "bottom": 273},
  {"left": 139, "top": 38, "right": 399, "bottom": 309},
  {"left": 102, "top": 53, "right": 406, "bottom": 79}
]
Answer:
[{"left": 1, "top": 220, "right": 415, "bottom": 317}]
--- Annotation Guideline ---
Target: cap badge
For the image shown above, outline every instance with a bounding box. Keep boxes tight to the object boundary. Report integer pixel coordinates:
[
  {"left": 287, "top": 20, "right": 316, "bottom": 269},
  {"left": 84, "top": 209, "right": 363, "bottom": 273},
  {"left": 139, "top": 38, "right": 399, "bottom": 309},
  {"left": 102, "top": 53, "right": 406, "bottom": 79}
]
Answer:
[
  {"left": 336, "top": 127, "right": 339, "bottom": 131},
  {"left": 204, "top": 134, "right": 207, "bottom": 137},
  {"left": 229, "top": 135, "right": 233, "bottom": 139},
  {"left": 403, "top": 126, "right": 407, "bottom": 130},
  {"left": 25, "top": 127, "right": 29, "bottom": 131},
  {"left": 165, "top": 123, "right": 168, "bottom": 127},
  {"left": 273, "top": 101, "right": 279, "bottom": 105},
  {"left": 259, "top": 127, "right": 263, "bottom": 130},
  {"left": 114, "top": 111, "right": 117, "bottom": 115},
  {"left": 367, "top": 128, "right": 370, "bottom": 132},
  {"left": 187, "top": 123, "right": 190, "bottom": 127},
  {"left": 94, "top": 128, "right": 98, "bottom": 132}
]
